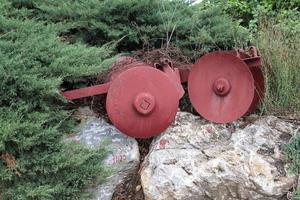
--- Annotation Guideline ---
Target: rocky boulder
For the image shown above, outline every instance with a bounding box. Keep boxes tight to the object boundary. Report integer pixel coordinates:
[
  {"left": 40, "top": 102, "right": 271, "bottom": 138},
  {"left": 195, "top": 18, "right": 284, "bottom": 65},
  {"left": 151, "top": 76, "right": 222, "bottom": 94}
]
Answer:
[
  {"left": 140, "top": 112, "right": 298, "bottom": 200},
  {"left": 67, "top": 107, "right": 140, "bottom": 200}
]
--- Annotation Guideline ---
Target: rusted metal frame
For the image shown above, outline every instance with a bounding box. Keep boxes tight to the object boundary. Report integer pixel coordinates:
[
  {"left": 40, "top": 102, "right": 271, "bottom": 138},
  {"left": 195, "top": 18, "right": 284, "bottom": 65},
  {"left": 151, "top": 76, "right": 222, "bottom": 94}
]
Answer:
[
  {"left": 178, "top": 68, "right": 191, "bottom": 83},
  {"left": 161, "top": 63, "right": 185, "bottom": 98},
  {"left": 242, "top": 57, "right": 261, "bottom": 68},
  {"left": 62, "top": 82, "right": 111, "bottom": 100}
]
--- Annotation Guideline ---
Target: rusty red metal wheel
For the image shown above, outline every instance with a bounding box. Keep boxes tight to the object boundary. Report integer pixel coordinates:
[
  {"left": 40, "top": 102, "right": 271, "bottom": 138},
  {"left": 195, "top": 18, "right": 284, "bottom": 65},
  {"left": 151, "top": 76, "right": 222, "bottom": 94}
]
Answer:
[
  {"left": 106, "top": 66, "right": 179, "bottom": 138},
  {"left": 188, "top": 52, "right": 255, "bottom": 123}
]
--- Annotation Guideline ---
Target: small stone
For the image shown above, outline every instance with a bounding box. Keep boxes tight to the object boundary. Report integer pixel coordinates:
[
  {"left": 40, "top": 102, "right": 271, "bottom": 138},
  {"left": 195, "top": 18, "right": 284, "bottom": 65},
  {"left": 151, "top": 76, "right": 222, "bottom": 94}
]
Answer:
[{"left": 135, "top": 185, "right": 141, "bottom": 192}]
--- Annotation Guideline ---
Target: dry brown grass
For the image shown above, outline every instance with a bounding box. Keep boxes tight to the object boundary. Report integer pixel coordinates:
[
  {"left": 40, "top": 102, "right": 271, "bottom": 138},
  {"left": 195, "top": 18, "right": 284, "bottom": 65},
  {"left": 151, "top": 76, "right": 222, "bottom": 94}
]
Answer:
[{"left": 255, "top": 19, "right": 300, "bottom": 115}]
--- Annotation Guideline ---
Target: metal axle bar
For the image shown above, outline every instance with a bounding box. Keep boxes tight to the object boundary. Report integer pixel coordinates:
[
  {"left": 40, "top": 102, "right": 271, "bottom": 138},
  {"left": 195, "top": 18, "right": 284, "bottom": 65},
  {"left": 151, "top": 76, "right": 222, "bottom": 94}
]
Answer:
[{"left": 62, "top": 82, "right": 111, "bottom": 100}]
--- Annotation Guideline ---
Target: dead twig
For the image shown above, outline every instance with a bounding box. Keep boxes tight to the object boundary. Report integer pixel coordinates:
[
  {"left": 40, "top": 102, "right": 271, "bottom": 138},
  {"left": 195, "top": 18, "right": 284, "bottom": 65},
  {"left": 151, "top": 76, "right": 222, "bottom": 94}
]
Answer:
[{"left": 1, "top": 152, "right": 21, "bottom": 177}]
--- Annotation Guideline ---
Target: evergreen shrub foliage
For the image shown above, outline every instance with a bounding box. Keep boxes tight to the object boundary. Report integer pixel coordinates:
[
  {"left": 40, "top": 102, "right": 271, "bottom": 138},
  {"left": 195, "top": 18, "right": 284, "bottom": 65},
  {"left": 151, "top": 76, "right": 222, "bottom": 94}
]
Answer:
[
  {"left": 0, "top": 1, "right": 112, "bottom": 199},
  {"left": 9, "top": 0, "right": 250, "bottom": 57}
]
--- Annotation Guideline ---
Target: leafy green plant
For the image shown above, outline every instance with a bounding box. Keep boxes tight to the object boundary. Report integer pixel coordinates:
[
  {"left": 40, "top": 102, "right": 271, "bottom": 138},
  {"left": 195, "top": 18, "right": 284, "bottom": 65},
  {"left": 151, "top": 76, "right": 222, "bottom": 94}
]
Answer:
[{"left": 206, "top": 0, "right": 299, "bottom": 30}]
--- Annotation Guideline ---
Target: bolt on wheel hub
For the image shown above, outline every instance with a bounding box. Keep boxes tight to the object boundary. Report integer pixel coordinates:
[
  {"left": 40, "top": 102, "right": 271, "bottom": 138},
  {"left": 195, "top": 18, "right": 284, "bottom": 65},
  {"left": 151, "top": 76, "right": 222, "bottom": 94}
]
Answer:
[
  {"left": 133, "top": 93, "right": 156, "bottom": 115},
  {"left": 213, "top": 78, "right": 231, "bottom": 96}
]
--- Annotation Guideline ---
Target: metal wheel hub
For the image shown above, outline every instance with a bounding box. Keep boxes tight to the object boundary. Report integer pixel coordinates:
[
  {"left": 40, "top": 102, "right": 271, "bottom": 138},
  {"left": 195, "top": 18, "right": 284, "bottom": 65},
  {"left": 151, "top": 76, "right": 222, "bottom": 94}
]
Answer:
[
  {"left": 133, "top": 92, "right": 156, "bottom": 115},
  {"left": 213, "top": 78, "right": 231, "bottom": 96}
]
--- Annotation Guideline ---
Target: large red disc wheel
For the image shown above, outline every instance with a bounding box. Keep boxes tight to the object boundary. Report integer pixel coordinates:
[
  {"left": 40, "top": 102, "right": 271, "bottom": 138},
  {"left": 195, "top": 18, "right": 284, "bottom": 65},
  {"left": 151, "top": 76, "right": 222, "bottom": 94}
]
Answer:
[
  {"left": 106, "top": 66, "right": 179, "bottom": 138},
  {"left": 188, "top": 52, "right": 255, "bottom": 123}
]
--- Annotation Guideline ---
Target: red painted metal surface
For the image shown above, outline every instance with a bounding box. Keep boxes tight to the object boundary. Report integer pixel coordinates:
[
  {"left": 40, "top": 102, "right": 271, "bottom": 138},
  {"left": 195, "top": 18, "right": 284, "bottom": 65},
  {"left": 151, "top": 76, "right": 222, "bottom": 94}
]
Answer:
[
  {"left": 108, "top": 57, "right": 146, "bottom": 81},
  {"left": 242, "top": 57, "right": 261, "bottom": 68},
  {"left": 62, "top": 82, "right": 110, "bottom": 100},
  {"left": 179, "top": 66, "right": 191, "bottom": 83},
  {"left": 161, "top": 64, "right": 185, "bottom": 98},
  {"left": 106, "top": 66, "right": 180, "bottom": 138},
  {"left": 244, "top": 47, "right": 265, "bottom": 113},
  {"left": 188, "top": 52, "right": 255, "bottom": 123},
  {"left": 248, "top": 67, "right": 264, "bottom": 113},
  {"left": 109, "top": 61, "right": 147, "bottom": 81},
  {"left": 227, "top": 47, "right": 265, "bottom": 113}
]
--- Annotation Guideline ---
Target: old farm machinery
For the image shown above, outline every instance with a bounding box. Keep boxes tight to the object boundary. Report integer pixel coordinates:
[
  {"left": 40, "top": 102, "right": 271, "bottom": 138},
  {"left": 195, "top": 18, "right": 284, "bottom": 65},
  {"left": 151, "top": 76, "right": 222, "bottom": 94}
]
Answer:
[{"left": 62, "top": 47, "right": 264, "bottom": 138}]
